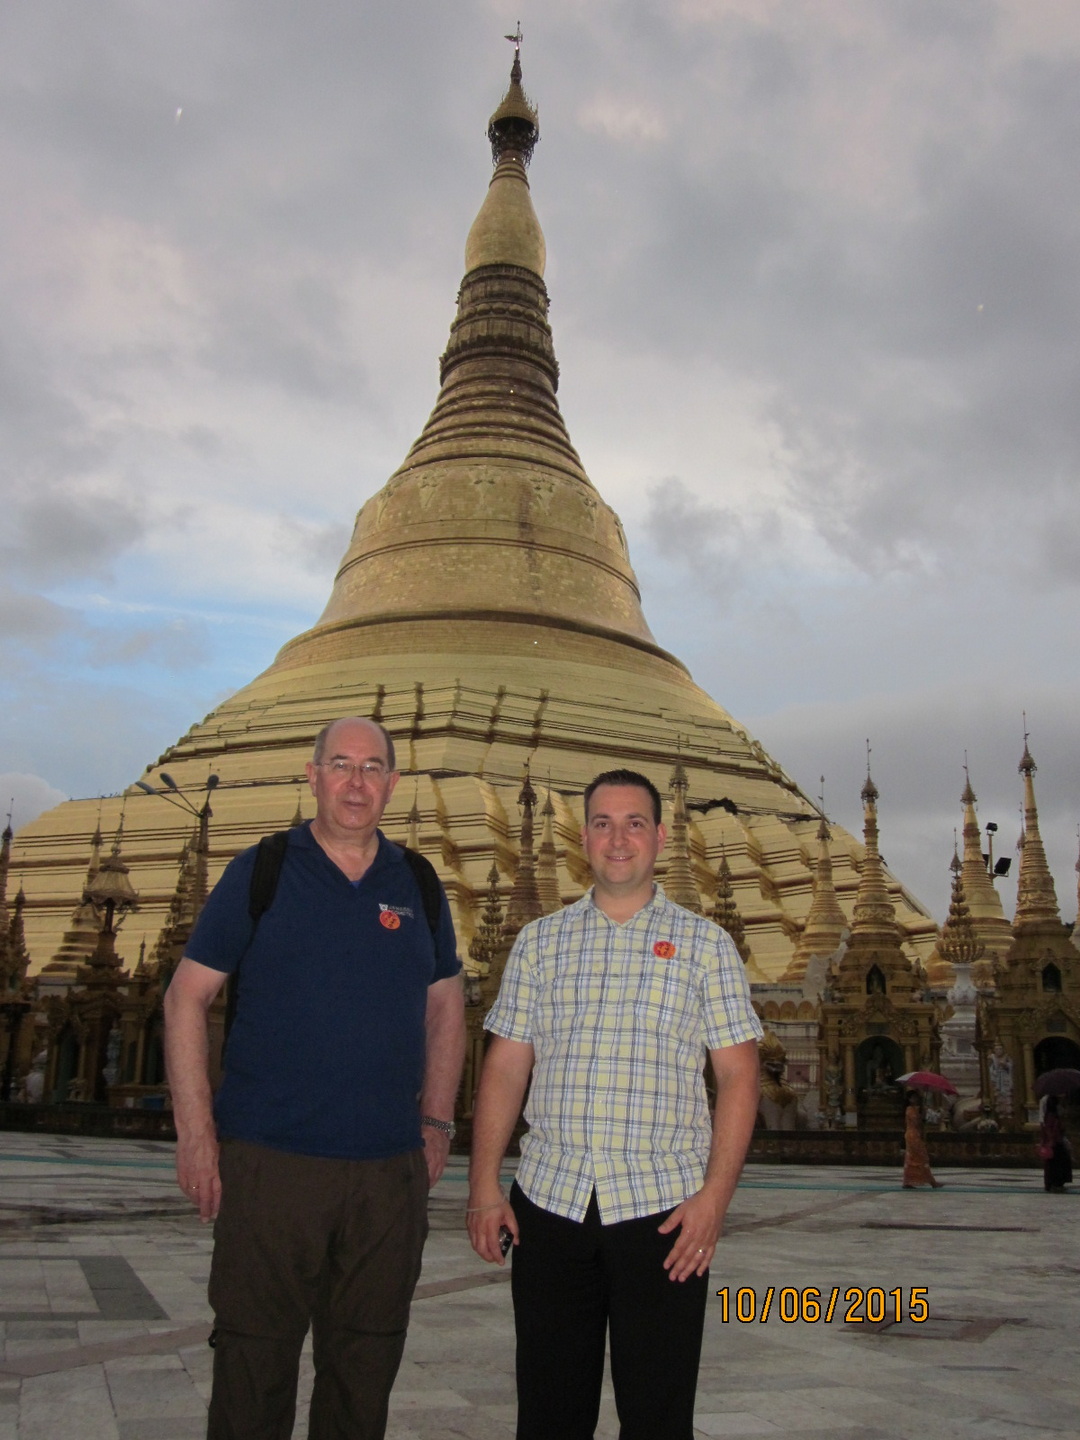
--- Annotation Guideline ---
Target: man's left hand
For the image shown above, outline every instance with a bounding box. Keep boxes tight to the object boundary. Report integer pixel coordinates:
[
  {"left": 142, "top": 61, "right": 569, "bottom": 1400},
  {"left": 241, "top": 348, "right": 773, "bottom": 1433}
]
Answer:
[
  {"left": 422, "top": 1125, "right": 452, "bottom": 1187},
  {"left": 657, "top": 1187, "right": 726, "bottom": 1281}
]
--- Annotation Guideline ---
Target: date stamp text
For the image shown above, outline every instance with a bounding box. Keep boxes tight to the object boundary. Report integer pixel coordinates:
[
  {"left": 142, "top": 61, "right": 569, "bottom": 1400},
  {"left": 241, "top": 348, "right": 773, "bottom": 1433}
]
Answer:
[{"left": 714, "top": 1286, "right": 929, "bottom": 1324}]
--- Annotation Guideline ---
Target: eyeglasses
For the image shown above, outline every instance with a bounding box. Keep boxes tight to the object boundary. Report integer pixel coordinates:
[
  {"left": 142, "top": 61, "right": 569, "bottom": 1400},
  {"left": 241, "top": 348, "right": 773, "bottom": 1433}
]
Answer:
[{"left": 316, "top": 760, "right": 390, "bottom": 782}]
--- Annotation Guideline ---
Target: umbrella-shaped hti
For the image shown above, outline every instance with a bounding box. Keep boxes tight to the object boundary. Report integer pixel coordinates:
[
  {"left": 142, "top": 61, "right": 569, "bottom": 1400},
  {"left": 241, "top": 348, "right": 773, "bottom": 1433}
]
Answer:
[
  {"left": 896, "top": 1071, "right": 958, "bottom": 1096},
  {"left": 1033, "top": 1068, "right": 1080, "bottom": 1099}
]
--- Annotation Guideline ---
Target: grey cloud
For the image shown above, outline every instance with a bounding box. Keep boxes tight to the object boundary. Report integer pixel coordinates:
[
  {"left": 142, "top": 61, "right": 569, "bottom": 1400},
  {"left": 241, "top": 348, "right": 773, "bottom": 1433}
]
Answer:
[
  {"left": 0, "top": 772, "right": 69, "bottom": 832},
  {"left": 283, "top": 517, "right": 352, "bottom": 577},
  {"left": 2, "top": 487, "right": 146, "bottom": 584},
  {"left": 642, "top": 477, "right": 785, "bottom": 603},
  {"left": 203, "top": 277, "right": 368, "bottom": 402},
  {"left": 0, "top": 586, "right": 77, "bottom": 642}
]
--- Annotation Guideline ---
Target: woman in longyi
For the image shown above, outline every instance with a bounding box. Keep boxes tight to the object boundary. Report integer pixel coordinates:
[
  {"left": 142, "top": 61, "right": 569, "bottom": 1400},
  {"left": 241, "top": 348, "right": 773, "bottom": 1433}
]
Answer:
[{"left": 902, "top": 1091, "right": 944, "bottom": 1189}]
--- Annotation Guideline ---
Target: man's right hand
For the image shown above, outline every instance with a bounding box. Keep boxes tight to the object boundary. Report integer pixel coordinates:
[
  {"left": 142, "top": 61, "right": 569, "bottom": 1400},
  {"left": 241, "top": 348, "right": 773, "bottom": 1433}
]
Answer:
[
  {"left": 466, "top": 1191, "right": 518, "bottom": 1265},
  {"left": 164, "top": 957, "right": 229, "bottom": 1224},
  {"left": 176, "top": 1124, "right": 221, "bottom": 1223}
]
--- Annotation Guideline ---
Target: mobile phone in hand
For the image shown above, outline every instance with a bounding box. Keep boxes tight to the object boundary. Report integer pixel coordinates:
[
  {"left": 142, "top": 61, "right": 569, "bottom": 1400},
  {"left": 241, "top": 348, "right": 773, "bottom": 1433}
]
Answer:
[{"left": 499, "top": 1226, "right": 513, "bottom": 1258}]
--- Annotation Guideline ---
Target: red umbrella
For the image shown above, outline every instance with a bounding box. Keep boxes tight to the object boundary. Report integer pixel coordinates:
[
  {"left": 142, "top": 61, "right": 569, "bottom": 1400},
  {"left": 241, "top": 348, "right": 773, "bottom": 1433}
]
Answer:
[
  {"left": 896, "top": 1071, "right": 958, "bottom": 1095},
  {"left": 1034, "top": 1068, "right": 1080, "bottom": 1098}
]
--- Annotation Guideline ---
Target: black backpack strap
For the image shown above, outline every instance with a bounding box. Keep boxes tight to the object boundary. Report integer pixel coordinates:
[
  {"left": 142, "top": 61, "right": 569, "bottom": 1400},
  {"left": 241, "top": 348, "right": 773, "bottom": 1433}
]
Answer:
[
  {"left": 224, "top": 830, "right": 291, "bottom": 1040},
  {"left": 396, "top": 843, "right": 442, "bottom": 938},
  {"left": 248, "top": 829, "right": 291, "bottom": 926}
]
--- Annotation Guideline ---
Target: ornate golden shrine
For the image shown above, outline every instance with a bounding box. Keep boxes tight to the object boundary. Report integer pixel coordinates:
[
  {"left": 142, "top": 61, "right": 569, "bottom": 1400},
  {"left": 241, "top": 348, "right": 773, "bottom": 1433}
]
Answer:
[
  {"left": 817, "top": 774, "right": 940, "bottom": 1128},
  {"left": 979, "top": 743, "right": 1080, "bottom": 1126}
]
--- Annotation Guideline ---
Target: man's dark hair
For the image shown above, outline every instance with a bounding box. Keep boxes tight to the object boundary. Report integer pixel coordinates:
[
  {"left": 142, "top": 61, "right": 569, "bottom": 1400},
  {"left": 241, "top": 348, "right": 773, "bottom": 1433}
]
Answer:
[
  {"left": 583, "top": 769, "right": 662, "bottom": 825},
  {"left": 312, "top": 717, "right": 397, "bottom": 771}
]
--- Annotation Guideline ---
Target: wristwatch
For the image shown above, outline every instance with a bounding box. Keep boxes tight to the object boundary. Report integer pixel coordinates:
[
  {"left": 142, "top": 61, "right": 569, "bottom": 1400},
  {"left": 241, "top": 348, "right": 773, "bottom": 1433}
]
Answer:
[{"left": 421, "top": 1115, "right": 457, "bottom": 1139}]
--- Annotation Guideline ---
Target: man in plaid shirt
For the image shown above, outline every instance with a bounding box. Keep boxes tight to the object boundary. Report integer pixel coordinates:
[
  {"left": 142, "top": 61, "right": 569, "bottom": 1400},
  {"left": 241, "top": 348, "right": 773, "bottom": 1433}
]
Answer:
[{"left": 467, "top": 768, "right": 762, "bottom": 1440}]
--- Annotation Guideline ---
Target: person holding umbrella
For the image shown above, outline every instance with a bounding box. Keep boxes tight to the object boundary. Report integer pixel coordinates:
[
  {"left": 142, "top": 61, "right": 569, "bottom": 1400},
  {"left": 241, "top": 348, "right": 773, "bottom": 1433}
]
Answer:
[{"left": 896, "top": 1073, "right": 954, "bottom": 1190}]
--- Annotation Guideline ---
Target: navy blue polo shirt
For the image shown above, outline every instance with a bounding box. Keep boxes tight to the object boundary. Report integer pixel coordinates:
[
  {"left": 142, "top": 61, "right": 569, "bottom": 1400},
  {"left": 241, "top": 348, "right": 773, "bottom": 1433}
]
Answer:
[{"left": 185, "top": 823, "right": 460, "bottom": 1160}]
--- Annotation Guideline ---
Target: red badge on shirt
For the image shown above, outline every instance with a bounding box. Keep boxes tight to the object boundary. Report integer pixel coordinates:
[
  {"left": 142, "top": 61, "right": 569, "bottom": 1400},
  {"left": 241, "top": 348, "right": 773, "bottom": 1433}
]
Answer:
[
  {"left": 379, "top": 910, "right": 401, "bottom": 930},
  {"left": 653, "top": 940, "right": 676, "bottom": 959}
]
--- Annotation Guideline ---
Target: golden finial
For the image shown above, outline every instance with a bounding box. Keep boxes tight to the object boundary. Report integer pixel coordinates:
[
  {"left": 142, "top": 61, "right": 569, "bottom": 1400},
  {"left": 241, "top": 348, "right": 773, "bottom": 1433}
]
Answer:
[{"left": 861, "top": 740, "right": 878, "bottom": 803}]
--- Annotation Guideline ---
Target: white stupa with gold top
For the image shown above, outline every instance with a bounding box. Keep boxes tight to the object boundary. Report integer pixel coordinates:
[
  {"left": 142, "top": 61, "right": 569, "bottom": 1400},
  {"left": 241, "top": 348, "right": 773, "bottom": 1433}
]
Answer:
[{"left": 12, "top": 53, "right": 938, "bottom": 981}]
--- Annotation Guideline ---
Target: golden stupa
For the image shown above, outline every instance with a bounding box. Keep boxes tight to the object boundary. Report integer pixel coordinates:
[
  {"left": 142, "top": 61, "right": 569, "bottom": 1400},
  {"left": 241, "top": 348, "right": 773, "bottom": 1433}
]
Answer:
[{"left": 12, "top": 54, "right": 938, "bottom": 982}]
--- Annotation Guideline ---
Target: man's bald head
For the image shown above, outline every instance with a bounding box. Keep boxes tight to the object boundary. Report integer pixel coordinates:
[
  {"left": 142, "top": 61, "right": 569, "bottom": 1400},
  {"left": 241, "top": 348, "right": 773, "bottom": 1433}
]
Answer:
[{"left": 312, "top": 718, "right": 396, "bottom": 771}]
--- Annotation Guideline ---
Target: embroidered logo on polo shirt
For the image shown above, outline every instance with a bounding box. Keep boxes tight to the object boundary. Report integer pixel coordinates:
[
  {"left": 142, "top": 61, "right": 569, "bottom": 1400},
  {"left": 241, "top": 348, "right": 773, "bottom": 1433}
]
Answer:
[
  {"left": 380, "top": 898, "right": 414, "bottom": 921},
  {"left": 653, "top": 940, "right": 676, "bottom": 959}
]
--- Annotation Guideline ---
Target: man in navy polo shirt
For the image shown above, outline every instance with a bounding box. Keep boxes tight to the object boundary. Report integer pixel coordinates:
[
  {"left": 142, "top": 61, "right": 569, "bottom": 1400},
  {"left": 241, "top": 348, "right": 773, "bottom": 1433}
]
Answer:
[{"left": 164, "top": 716, "right": 465, "bottom": 1440}]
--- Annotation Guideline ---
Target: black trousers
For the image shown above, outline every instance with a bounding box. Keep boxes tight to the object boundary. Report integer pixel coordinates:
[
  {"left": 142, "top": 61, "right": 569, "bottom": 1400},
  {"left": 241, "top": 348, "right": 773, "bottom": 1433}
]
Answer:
[
  {"left": 207, "top": 1140, "right": 428, "bottom": 1440},
  {"left": 509, "top": 1183, "right": 708, "bottom": 1440}
]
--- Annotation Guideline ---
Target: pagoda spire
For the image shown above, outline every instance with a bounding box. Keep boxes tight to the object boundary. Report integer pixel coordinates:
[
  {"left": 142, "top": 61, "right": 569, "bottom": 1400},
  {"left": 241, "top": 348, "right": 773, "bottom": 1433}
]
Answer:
[
  {"left": 0, "top": 808, "right": 12, "bottom": 954},
  {"left": 784, "top": 809, "right": 847, "bottom": 982},
  {"left": 502, "top": 764, "right": 542, "bottom": 938},
  {"left": 955, "top": 765, "right": 1011, "bottom": 980},
  {"left": 665, "top": 757, "right": 702, "bottom": 912},
  {"left": 850, "top": 764, "right": 898, "bottom": 940},
  {"left": 712, "top": 847, "right": 750, "bottom": 963},
  {"left": 2, "top": 884, "right": 30, "bottom": 991},
  {"left": 1013, "top": 736, "right": 1060, "bottom": 927},
  {"left": 470, "top": 861, "right": 505, "bottom": 988},
  {"left": 407, "top": 783, "right": 422, "bottom": 854},
  {"left": 536, "top": 787, "right": 561, "bottom": 915},
  {"left": 86, "top": 814, "right": 104, "bottom": 891}
]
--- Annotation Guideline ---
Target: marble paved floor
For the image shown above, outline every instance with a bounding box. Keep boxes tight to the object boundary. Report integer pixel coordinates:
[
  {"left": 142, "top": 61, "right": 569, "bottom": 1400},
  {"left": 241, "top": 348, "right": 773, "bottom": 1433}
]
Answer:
[{"left": 0, "top": 1132, "right": 1075, "bottom": 1439}]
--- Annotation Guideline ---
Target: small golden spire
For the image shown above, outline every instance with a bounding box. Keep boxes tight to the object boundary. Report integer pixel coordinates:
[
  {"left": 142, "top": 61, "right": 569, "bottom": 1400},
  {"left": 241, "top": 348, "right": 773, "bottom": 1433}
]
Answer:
[
  {"left": 712, "top": 846, "right": 750, "bottom": 963},
  {"left": 2, "top": 881, "right": 30, "bottom": 988},
  {"left": 469, "top": 861, "right": 504, "bottom": 979},
  {"left": 784, "top": 800, "right": 847, "bottom": 982},
  {"left": 407, "top": 781, "right": 421, "bottom": 853},
  {"left": 503, "top": 763, "right": 542, "bottom": 936},
  {"left": 290, "top": 789, "right": 305, "bottom": 828},
  {"left": 850, "top": 759, "right": 897, "bottom": 938},
  {"left": 955, "top": 763, "right": 1009, "bottom": 979},
  {"left": 536, "top": 785, "right": 561, "bottom": 915},
  {"left": 664, "top": 757, "right": 701, "bottom": 912},
  {"left": 0, "top": 805, "right": 12, "bottom": 946},
  {"left": 1013, "top": 732, "right": 1061, "bottom": 927}
]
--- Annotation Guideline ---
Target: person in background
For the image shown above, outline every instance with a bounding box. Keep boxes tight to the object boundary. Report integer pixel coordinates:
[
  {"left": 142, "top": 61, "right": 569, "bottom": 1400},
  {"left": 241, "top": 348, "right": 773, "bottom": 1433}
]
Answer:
[
  {"left": 1039, "top": 1094, "right": 1073, "bottom": 1193},
  {"left": 902, "top": 1090, "right": 944, "bottom": 1190}
]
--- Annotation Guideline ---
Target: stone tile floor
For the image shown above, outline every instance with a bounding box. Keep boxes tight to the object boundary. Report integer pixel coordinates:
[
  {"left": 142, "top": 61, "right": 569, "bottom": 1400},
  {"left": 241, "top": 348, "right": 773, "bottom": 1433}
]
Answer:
[{"left": 1, "top": 1132, "right": 1076, "bottom": 1438}]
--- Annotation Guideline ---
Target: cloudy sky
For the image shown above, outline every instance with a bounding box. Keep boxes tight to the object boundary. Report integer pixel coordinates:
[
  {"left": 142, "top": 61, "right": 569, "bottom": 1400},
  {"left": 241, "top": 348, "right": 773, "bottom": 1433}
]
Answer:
[{"left": 2, "top": 0, "right": 1078, "bottom": 922}]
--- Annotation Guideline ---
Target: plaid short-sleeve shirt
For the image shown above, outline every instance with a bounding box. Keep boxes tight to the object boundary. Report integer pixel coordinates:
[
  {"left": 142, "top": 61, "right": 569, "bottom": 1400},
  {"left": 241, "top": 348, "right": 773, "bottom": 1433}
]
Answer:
[{"left": 484, "top": 885, "right": 763, "bottom": 1224}]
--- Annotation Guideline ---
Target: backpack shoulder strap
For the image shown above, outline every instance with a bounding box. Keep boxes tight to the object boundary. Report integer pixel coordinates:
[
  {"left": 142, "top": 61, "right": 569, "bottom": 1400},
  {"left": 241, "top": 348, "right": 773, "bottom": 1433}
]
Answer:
[
  {"left": 248, "top": 829, "right": 291, "bottom": 925},
  {"left": 225, "top": 829, "right": 292, "bottom": 1040},
  {"left": 396, "top": 843, "right": 443, "bottom": 938}
]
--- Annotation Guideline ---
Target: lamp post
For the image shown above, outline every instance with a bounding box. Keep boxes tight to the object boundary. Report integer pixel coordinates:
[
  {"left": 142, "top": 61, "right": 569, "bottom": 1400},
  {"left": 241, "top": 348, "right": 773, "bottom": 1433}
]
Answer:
[
  {"left": 982, "top": 822, "right": 1012, "bottom": 881},
  {"left": 134, "top": 773, "right": 219, "bottom": 918}
]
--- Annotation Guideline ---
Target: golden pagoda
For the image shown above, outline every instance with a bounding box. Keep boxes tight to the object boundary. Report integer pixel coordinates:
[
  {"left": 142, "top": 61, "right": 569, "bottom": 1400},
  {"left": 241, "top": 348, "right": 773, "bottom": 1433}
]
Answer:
[{"left": 11, "top": 52, "right": 938, "bottom": 986}]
